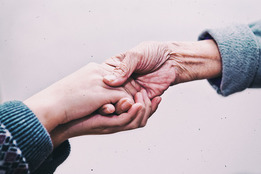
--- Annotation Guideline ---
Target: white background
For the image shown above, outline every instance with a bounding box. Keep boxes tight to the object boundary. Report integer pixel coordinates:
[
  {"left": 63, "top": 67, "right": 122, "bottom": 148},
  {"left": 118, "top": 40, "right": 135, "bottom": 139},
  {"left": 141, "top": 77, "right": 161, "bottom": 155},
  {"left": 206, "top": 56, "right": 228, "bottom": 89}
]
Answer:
[{"left": 0, "top": 0, "right": 261, "bottom": 174}]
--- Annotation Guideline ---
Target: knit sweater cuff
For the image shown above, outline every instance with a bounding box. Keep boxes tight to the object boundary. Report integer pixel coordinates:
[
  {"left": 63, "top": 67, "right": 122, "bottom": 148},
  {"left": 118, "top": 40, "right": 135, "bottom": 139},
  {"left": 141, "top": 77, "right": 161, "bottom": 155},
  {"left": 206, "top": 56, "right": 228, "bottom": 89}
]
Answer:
[
  {"left": 248, "top": 21, "right": 261, "bottom": 87},
  {"left": 33, "top": 140, "right": 71, "bottom": 174},
  {"left": 0, "top": 101, "right": 53, "bottom": 172},
  {"left": 199, "top": 24, "right": 260, "bottom": 96}
]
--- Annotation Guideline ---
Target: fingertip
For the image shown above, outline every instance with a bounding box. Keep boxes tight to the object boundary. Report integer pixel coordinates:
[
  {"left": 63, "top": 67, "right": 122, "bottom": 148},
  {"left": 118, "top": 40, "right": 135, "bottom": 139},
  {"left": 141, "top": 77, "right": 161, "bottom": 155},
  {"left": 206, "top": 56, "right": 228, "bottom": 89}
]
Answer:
[
  {"left": 150, "top": 96, "right": 162, "bottom": 115},
  {"left": 104, "top": 74, "right": 117, "bottom": 82},
  {"left": 99, "top": 104, "right": 116, "bottom": 115},
  {"left": 107, "top": 105, "right": 116, "bottom": 114},
  {"left": 129, "top": 103, "right": 143, "bottom": 112},
  {"left": 113, "top": 103, "right": 143, "bottom": 128},
  {"left": 115, "top": 98, "right": 134, "bottom": 115},
  {"left": 103, "top": 74, "right": 118, "bottom": 86},
  {"left": 134, "top": 92, "right": 143, "bottom": 102},
  {"left": 120, "top": 99, "right": 133, "bottom": 112},
  {"left": 140, "top": 89, "right": 146, "bottom": 95},
  {"left": 103, "top": 75, "right": 127, "bottom": 87},
  {"left": 141, "top": 89, "right": 150, "bottom": 101},
  {"left": 156, "top": 96, "right": 162, "bottom": 105}
]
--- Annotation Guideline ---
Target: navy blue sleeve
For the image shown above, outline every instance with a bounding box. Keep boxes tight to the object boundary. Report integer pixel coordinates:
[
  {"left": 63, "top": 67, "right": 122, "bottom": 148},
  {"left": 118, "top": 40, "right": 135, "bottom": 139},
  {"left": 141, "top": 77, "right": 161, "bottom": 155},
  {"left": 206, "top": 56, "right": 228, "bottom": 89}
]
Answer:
[{"left": 0, "top": 101, "right": 70, "bottom": 173}]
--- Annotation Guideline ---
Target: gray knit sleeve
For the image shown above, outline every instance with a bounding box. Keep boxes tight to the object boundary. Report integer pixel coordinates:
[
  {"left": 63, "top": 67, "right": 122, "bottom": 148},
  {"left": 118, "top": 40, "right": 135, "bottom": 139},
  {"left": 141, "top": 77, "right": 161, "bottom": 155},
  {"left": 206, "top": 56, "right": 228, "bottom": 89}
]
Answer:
[{"left": 198, "top": 20, "right": 261, "bottom": 96}]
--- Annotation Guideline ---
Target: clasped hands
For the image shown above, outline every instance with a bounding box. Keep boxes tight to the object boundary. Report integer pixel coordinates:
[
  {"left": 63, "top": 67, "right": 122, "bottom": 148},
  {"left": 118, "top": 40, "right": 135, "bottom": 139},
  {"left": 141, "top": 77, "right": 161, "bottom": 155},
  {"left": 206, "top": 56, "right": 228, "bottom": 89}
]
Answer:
[{"left": 24, "top": 40, "right": 221, "bottom": 148}]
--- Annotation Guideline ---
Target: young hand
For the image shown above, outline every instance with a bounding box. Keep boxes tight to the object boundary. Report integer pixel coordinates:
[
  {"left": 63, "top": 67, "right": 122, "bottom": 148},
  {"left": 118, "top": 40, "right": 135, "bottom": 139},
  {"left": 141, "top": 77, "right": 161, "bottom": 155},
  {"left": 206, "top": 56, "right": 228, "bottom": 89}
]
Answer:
[
  {"left": 50, "top": 90, "right": 161, "bottom": 148},
  {"left": 24, "top": 63, "right": 136, "bottom": 133}
]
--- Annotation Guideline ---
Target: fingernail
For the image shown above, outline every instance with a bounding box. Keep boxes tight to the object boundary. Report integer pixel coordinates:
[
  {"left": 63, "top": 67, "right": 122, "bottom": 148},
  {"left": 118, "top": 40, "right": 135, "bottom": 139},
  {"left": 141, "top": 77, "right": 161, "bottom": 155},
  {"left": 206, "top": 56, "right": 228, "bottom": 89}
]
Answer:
[
  {"left": 121, "top": 100, "right": 132, "bottom": 111},
  {"left": 105, "top": 107, "right": 114, "bottom": 114},
  {"left": 104, "top": 74, "right": 117, "bottom": 82}
]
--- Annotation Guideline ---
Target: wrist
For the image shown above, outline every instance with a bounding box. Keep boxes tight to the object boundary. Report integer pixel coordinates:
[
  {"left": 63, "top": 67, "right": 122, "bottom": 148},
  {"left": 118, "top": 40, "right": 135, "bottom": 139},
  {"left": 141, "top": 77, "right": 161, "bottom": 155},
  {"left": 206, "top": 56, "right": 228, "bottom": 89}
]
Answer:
[
  {"left": 24, "top": 86, "right": 64, "bottom": 133},
  {"left": 50, "top": 125, "right": 69, "bottom": 148},
  {"left": 166, "top": 40, "right": 222, "bottom": 84}
]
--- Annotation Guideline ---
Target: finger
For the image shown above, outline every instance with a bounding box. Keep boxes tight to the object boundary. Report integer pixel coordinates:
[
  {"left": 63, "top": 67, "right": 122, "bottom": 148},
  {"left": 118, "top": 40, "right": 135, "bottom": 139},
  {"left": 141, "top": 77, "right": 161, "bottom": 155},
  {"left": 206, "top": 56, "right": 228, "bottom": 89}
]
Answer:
[
  {"left": 122, "top": 91, "right": 146, "bottom": 130},
  {"left": 140, "top": 89, "right": 152, "bottom": 127},
  {"left": 95, "top": 102, "right": 143, "bottom": 134},
  {"left": 103, "top": 53, "right": 138, "bottom": 87},
  {"left": 122, "top": 78, "right": 139, "bottom": 97},
  {"left": 115, "top": 98, "right": 134, "bottom": 114},
  {"left": 98, "top": 104, "right": 116, "bottom": 115},
  {"left": 121, "top": 92, "right": 146, "bottom": 131},
  {"left": 105, "top": 102, "right": 143, "bottom": 128},
  {"left": 129, "top": 78, "right": 142, "bottom": 92},
  {"left": 150, "top": 96, "right": 162, "bottom": 116},
  {"left": 62, "top": 103, "right": 143, "bottom": 137},
  {"left": 104, "top": 54, "right": 125, "bottom": 67},
  {"left": 97, "top": 103, "right": 143, "bottom": 134}
]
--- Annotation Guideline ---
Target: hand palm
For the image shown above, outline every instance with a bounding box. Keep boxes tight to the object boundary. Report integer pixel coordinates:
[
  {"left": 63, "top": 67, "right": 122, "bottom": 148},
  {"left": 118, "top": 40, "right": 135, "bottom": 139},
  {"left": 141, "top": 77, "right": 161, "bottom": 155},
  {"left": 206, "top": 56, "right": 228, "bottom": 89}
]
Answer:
[
  {"left": 105, "top": 41, "right": 176, "bottom": 99},
  {"left": 133, "top": 59, "right": 176, "bottom": 98}
]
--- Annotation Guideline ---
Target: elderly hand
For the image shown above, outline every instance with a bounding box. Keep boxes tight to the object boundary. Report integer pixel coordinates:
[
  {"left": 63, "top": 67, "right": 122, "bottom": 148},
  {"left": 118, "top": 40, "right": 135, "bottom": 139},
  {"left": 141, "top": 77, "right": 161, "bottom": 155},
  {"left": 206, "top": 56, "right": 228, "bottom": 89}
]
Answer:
[
  {"left": 103, "top": 40, "right": 222, "bottom": 98},
  {"left": 103, "top": 41, "right": 176, "bottom": 98}
]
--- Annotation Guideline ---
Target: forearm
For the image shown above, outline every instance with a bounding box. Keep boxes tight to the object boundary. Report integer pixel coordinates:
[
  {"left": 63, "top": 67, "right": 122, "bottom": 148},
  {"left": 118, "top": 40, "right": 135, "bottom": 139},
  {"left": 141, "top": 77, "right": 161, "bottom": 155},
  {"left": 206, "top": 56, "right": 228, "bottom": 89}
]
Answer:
[
  {"left": 24, "top": 86, "right": 64, "bottom": 133},
  {"left": 199, "top": 21, "right": 261, "bottom": 96},
  {"left": 167, "top": 40, "right": 222, "bottom": 85}
]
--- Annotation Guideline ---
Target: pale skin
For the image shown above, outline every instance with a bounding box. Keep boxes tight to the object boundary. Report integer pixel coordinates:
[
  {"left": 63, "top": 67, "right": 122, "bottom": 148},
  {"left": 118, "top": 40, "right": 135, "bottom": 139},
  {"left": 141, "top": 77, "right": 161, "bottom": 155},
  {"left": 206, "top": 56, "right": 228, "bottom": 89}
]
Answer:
[
  {"left": 24, "top": 62, "right": 161, "bottom": 148},
  {"left": 24, "top": 39, "right": 221, "bottom": 149},
  {"left": 103, "top": 39, "right": 222, "bottom": 98},
  {"left": 50, "top": 89, "right": 159, "bottom": 148}
]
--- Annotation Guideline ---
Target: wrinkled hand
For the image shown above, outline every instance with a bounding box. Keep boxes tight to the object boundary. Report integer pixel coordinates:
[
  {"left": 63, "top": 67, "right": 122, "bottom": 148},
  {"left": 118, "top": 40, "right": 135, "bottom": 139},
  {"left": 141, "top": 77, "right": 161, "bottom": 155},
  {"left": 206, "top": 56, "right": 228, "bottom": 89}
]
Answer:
[
  {"left": 50, "top": 90, "right": 161, "bottom": 148},
  {"left": 103, "top": 41, "right": 176, "bottom": 98}
]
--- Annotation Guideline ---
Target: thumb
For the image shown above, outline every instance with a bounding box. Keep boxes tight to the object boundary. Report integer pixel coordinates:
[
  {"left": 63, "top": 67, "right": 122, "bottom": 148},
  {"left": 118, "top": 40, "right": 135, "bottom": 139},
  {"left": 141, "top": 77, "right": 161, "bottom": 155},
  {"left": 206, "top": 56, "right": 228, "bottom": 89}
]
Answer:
[{"left": 103, "top": 53, "right": 137, "bottom": 86}]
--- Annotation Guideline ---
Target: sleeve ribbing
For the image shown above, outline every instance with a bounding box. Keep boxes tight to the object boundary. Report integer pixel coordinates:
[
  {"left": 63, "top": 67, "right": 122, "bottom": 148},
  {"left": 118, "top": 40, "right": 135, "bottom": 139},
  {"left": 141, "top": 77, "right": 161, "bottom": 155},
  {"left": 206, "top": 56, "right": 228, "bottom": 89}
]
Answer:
[
  {"left": 198, "top": 21, "right": 261, "bottom": 96},
  {"left": 0, "top": 101, "right": 53, "bottom": 172}
]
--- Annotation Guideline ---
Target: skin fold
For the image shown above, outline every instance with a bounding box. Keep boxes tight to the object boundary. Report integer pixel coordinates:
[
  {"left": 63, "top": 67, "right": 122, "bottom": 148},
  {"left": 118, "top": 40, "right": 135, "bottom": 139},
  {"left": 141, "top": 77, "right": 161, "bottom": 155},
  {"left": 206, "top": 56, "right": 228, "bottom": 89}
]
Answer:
[{"left": 104, "top": 40, "right": 222, "bottom": 98}]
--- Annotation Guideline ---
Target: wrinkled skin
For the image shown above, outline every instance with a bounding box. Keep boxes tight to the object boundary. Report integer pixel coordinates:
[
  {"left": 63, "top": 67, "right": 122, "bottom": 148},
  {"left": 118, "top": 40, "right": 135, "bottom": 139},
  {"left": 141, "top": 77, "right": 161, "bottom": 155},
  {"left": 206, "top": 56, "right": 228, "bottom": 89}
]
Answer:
[
  {"left": 104, "top": 41, "right": 176, "bottom": 99},
  {"left": 133, "top": 60, "right": 176, "bottom": 98}
]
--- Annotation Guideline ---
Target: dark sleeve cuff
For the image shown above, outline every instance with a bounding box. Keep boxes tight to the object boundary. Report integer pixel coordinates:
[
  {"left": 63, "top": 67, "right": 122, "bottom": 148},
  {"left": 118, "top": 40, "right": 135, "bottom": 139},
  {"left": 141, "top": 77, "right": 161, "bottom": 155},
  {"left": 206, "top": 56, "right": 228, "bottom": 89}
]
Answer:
[
  {"left": 199, "top": 23, "right": 260, "bottom": 96},
  {"left": 0, "top": 101, "right": 53, "bottom": 172},
  {"left": 32, "top": 140, "right": 71, "bottom": 174}
]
